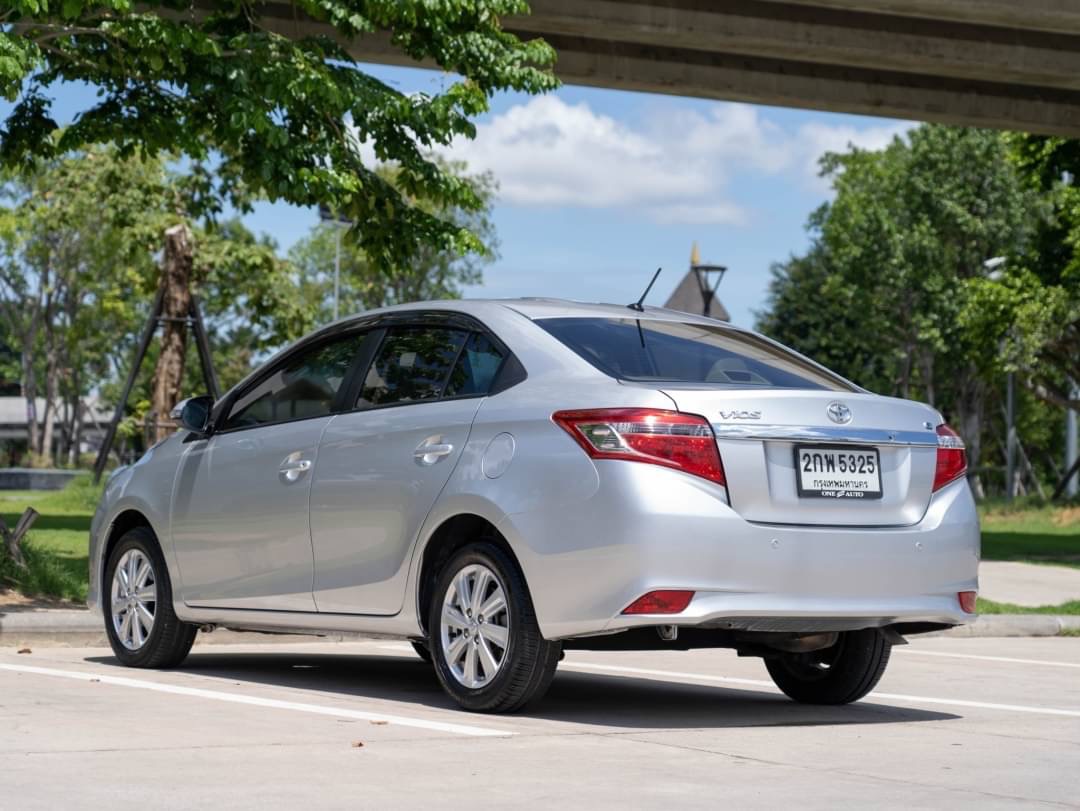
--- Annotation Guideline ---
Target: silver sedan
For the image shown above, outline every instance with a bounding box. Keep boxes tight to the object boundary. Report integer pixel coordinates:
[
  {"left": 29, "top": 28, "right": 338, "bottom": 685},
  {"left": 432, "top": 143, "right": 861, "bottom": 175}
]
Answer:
[{"left": 88, "top": 299, "right": 979, "bottom": 712}]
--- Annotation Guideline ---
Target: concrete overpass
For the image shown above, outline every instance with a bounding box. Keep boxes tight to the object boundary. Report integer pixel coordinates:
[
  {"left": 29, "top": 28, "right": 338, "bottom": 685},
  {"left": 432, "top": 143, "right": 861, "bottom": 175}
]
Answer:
[{"left": 260, "top": 0, "right": 1080, "bottom": 136}]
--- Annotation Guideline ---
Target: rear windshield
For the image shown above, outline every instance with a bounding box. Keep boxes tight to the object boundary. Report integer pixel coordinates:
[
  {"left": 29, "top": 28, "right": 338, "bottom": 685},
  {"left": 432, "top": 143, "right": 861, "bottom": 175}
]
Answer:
[{"left": 536, "top": 317, "right": 852, "bottom": 391}]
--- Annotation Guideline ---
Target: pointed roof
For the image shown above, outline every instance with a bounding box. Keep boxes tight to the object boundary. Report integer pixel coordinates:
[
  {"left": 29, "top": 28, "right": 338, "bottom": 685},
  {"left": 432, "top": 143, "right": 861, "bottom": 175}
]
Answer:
[{"left": 663, "top": 271, "right": 730, "bottom": 320}]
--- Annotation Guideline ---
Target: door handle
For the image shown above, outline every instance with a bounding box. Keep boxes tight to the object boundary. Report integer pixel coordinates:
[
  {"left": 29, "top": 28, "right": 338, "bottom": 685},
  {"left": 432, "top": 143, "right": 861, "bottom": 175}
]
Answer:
[
  {"left": 414, "top": 437, "right": 454, "bottom": 465},
  {"left": 278, "top": 455, "right": 312, "bottom": 483}
]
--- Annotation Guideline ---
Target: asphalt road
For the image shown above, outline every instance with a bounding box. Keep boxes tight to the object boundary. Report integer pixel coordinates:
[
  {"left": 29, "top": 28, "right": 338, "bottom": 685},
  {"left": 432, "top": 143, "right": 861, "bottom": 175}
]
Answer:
[{"left": 2, "top": 635, "right": 1078, "bottom": 809}]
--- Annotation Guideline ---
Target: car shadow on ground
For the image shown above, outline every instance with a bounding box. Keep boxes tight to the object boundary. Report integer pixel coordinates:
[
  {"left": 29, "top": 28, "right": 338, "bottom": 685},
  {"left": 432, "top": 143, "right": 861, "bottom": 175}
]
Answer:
[{"left": 86, "top": 648, "right": 957, "bottom": 729}]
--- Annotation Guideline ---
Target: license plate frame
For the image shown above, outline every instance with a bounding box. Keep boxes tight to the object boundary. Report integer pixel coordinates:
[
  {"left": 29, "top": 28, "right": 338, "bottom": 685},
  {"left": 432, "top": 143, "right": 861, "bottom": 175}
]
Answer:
[{"left": 793, "top": 444, "right": 883, "bottom": 500}]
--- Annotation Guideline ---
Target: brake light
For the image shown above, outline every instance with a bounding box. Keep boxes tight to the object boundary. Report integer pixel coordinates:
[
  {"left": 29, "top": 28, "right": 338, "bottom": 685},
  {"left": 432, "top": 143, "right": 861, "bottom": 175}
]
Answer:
[
  {"left": 958, "top": 590, "right": 977, "bottom": 614},
  {"left": 622, "top": 590, "right": 695, "bottom": 615},
  {"left": 933, "top": 423, "right": 967, "bottom": 492},
  {"left": 553, "top": 408, "right": 725, "bottom": 486}
]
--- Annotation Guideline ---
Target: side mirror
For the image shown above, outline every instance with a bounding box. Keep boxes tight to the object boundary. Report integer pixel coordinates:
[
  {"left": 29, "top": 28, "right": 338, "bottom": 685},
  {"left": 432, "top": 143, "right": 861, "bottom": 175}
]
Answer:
[{"left": 170, "top": 396, "right": 214, "bottom": 435}]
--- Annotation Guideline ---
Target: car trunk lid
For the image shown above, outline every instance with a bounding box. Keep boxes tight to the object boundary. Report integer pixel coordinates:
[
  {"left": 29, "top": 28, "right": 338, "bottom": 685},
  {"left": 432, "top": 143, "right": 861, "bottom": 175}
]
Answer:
[{"left": 659, "top": 387, "right": 941, "bottom": 527}]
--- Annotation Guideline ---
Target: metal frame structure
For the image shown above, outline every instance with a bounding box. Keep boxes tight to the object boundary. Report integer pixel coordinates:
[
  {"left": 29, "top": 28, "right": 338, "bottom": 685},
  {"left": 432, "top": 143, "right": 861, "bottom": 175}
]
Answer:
[{"left": 92, "top": 289, "right": 220, "bottom": 483}]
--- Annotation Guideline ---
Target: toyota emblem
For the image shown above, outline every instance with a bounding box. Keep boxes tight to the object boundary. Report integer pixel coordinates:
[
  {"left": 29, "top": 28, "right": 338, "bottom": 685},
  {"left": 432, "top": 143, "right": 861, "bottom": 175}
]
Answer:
[{"left": 826, "top": 402, "right": 853, "bottom": 425}]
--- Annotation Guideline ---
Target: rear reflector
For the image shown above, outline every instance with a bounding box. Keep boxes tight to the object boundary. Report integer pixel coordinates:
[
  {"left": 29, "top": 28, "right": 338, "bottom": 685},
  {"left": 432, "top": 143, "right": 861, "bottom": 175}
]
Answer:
[
  {"left": 622, "top": 590, "right": 695, "bottom": 615},
  {"left": 958, "top": 590, "right": 977, "bottom": 614},
  {"left": 933, "top": 423, "right": 967, "bottom": 492},
  {"left": 552, "top": 408, "right": 725, "bottom": 486}
]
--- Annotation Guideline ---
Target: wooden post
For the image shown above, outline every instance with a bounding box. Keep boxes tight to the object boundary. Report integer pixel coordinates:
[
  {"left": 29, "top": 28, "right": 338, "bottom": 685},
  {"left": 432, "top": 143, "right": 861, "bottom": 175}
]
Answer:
[
  {"left": 0, "top": 507, "right": 39, "bottom": 570},
  {"left": 150, "top": 224, "right": 195, "bottom": 445}
]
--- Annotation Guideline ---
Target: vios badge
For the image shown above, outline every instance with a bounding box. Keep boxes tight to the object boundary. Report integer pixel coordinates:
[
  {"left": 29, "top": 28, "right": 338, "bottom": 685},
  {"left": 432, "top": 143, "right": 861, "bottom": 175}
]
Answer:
[
  {"left": 718, "top": 410, "right": 761, "bottom": 420},
  {"left": 826, "top": 402, "right": 853, "bottom": 425}
]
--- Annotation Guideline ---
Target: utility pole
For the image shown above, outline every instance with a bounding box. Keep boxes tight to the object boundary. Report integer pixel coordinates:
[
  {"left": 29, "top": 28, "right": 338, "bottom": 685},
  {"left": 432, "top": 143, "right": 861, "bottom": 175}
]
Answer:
[
  {"left": 1067, "top": 381, "right": 1079, "bottom": 499},
  {"left": 1005, "top": 370, "right": 1016, "bottom": 501}
]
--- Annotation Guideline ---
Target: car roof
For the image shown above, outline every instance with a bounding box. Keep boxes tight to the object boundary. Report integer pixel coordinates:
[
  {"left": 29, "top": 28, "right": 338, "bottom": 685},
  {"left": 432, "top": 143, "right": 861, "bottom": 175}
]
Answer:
[{"left": 332, "top": 297, "right": 747, "bottom": 331}]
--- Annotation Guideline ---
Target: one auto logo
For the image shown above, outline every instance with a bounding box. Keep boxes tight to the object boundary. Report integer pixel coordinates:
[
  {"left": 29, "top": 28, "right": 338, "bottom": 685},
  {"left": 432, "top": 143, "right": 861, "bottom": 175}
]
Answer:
[{"left": 826, "top": 402, "right": 853, "bottom": 424}]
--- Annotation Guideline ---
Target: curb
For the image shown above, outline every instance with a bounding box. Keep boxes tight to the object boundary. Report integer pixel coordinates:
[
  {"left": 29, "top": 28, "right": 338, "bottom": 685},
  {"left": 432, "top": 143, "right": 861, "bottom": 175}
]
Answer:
[
  {"left": 2, "top": 608, "right": 1078, "bottom": 645},
  {"left": 0, "top": 609, "right": 107, "bottom": 647},
  {"left": 940, "top": 614, "right": 1080, "bottom": 638}
]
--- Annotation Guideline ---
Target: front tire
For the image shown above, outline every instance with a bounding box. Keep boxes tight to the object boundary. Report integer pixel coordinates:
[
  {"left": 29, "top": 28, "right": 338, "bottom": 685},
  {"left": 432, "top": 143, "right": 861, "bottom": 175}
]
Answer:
[
  {"left": 104, "top": 527, "right": 197, "bottom": 668},
  {"left": 429, "top": 542, "right": 561, "bottom": 713},
  {"left": 765, "top": 629, "right": 891, "bottom": 705}
]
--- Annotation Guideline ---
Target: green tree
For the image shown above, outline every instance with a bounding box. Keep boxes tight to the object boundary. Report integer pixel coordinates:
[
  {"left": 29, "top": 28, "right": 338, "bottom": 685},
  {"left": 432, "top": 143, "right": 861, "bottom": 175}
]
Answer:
[
  {"left": 0, "top": 1, "right": 555, "bottom": 271},
  {"left": 1003, "top": 134, "right": 1080, "bottom": 413},
  {"left": 758, "top": 125, "right": 1041, "bottom": 493},
  {"left": 289, "top": 160, "right": 497, "bottom": 321},
  {"left": 0, "top": 147, "right": 309, "bottom": 463}
]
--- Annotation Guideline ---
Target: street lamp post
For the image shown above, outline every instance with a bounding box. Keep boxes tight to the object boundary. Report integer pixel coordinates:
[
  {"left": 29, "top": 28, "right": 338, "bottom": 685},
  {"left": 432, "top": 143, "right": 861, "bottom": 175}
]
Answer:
[
  {"left": 318, "top": 205, "right": 352, "bottom": 322},
  {"left": 689, "top": 243, "right": 727, "bottom": 319},
  {"left": 984, "top": 256, "right": 1017, "bottom": 501},
  {"left": 333, "top": 225, "right": 341, "bottom": 321}
]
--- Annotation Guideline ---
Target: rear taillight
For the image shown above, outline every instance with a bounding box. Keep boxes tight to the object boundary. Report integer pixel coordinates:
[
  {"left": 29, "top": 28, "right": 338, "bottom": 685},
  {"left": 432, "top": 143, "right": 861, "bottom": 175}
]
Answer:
[
  {"left": 552, "top": 408, "right": 726, "bottom": 486},
  {"left": 933, "top": 423, "right": 967, "bottom": 492}
]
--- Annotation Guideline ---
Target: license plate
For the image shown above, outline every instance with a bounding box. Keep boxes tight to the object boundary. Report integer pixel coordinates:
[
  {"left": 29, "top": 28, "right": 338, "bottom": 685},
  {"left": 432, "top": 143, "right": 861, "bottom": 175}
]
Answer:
[{"left": 794, "top": 445, "right": 882, "bottom": 500}]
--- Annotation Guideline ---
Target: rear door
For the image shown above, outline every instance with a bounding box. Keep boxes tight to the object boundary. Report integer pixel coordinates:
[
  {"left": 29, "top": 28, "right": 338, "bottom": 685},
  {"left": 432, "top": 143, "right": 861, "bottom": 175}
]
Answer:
[{"left": 309, "top": 323, "right": 509, "bottom": 614}]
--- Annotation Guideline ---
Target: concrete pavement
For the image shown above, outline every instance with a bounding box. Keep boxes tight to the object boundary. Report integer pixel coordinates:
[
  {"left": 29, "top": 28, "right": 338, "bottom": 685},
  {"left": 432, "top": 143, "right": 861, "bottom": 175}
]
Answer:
[
  {"left": 2, "top": 636, "right": 1079, "bottom": 809},
  {"left": 979, "top": 561, "right": 1080, "bottom": 607}
]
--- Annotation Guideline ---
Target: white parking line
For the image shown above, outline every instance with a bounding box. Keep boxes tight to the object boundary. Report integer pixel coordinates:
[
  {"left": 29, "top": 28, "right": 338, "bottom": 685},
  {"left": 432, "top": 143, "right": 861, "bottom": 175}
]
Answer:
[
  {"left": 0, "top": 663, "right": 509, "bottom": 737},
  {"left": 563, "top": 661, "right": 1080, "bottom": 719},
  {"left": 894, "top": 648, "right": 1080, "bottom": 669}
]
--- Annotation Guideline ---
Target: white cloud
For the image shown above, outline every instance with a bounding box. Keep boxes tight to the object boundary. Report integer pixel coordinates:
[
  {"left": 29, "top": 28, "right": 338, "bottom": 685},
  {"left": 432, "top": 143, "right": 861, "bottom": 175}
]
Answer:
[
  {"left": 796, "top": 120, "right": 911, "bottom": 189},
  {"left": 442, "top": 96, "right": 913, "bottom": 226},
  {"left": 447, "top": 96, "right": 709, "bottom": 208},
  {"left": 647, "top": 202, "right": 747, "bottom": 227}
]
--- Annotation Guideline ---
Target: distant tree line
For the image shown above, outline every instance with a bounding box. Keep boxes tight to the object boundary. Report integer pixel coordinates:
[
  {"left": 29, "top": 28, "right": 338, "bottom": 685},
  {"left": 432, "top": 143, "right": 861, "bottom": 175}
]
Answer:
[
  {"left": 758, "top": 124, "right": 1080, "bottom": 499},
  {"left": 0, "top": 148, "right": 495, "bottom": 467},
  {"left": 0, "top": 0, "right": 545, "bottom": 467}
]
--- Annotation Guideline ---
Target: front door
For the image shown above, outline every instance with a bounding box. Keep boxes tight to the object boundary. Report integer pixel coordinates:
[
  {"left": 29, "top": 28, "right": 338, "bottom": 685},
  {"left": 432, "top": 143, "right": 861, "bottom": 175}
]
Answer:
[
  {"left": 170, "top": 331, "right": 369, "bottom": 610},
  {"left": 310, "top": 326, "right": 507, "bottom": 614}
]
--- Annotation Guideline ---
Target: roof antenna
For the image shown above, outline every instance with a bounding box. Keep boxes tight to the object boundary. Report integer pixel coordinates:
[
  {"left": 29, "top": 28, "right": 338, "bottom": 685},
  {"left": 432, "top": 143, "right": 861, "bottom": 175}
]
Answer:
[{"left": 628, "top": 267, "right": 662, "bottom": 312}]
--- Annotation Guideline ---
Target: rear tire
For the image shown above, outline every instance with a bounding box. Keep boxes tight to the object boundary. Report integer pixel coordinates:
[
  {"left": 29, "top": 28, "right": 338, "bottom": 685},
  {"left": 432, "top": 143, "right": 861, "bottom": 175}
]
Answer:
[
  {"left": 103, "top": 527, "right": 197, "bottom": 669},
  {"left": 429, "top": 542, "right": 560, "bottom": 713},
  {"left": 765, "top": 628, "right": 891, "bottom": 705},
  {"left": 411, "top": 640, "right": 434, "bottom": 664}
]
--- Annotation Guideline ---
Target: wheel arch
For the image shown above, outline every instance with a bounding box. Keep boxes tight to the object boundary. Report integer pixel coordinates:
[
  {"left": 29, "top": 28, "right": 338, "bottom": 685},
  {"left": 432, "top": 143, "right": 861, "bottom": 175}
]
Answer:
[
  {"left": 101, "top": 509, "right": 157, "bottom": 595},
  {"left": 415, "top": 513, "right": 526, "bottom": 636}
]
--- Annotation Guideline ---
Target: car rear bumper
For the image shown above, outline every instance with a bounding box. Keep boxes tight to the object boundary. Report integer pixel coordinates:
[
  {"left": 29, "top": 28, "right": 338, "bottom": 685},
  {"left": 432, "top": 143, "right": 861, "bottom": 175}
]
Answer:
[{"left": 498, "top": 461, "right": 979, "bottom": 640}]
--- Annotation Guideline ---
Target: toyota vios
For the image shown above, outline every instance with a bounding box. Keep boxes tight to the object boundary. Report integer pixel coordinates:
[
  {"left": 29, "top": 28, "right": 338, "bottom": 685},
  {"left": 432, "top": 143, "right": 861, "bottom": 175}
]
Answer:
[{"left": 89, "top": 299, "right": 979, "bottom": 712}]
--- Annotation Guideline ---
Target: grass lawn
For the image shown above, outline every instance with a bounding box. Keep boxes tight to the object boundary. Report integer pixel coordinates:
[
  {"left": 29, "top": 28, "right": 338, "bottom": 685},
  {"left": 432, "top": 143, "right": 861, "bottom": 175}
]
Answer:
[
  {"left": 0, "top": 476, "right": 101, "bottom": 603},
  {"left": 979, "top": 501, "right": 1080, "bottom": 569},
  {"left": 976, "top": 597, "right": 1080, "bottom": 615}
]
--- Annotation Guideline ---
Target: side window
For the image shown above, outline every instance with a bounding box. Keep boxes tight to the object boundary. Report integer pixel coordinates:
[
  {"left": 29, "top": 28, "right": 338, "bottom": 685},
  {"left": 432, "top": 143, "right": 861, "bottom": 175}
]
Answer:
[
  {"left": 445, "top": 332, "right": 506, "bottom": 397},
  {"left": 359, "top": 326, "right": 468, "bottom": 407},
  {"left": 224, "top": 333, "right": 366, "bottom": 430}
]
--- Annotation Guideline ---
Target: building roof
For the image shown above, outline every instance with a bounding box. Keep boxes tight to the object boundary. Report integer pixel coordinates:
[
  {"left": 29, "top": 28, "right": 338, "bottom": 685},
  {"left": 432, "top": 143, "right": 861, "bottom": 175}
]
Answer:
[
  {"left": 663, "top": 270, "right": 731, "bottom": 321},
  {"left": 0, "top": 397, "right": 109, "bottom": 427}
]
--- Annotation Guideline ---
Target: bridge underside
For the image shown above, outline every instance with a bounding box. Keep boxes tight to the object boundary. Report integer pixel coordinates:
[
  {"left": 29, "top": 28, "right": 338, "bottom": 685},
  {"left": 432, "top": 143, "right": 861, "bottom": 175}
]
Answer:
[{"left": 261, "top": 0, "right": 1080, "bottom": 136}]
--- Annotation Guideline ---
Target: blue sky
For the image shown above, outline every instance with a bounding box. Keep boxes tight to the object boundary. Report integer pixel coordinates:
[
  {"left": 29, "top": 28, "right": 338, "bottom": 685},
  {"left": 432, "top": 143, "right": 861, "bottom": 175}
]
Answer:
[{"left": 4, "top": 63, "right": 910, "bottom": 328}]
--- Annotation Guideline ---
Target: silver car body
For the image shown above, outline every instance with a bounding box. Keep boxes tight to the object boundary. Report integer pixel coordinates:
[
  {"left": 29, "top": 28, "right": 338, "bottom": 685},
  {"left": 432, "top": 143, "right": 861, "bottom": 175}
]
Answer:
[{"left": 88, "top": 299, "right": 979, "bottom": 642}]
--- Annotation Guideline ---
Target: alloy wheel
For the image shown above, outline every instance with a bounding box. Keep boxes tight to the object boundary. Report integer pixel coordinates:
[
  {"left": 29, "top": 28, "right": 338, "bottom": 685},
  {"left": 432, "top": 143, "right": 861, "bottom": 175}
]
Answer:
[
  {"left": 110, "top": 549, "right": 157, "bottom": 651},
  {"left": 439, "top": 563, "right": 510, "bottom": 689}
]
